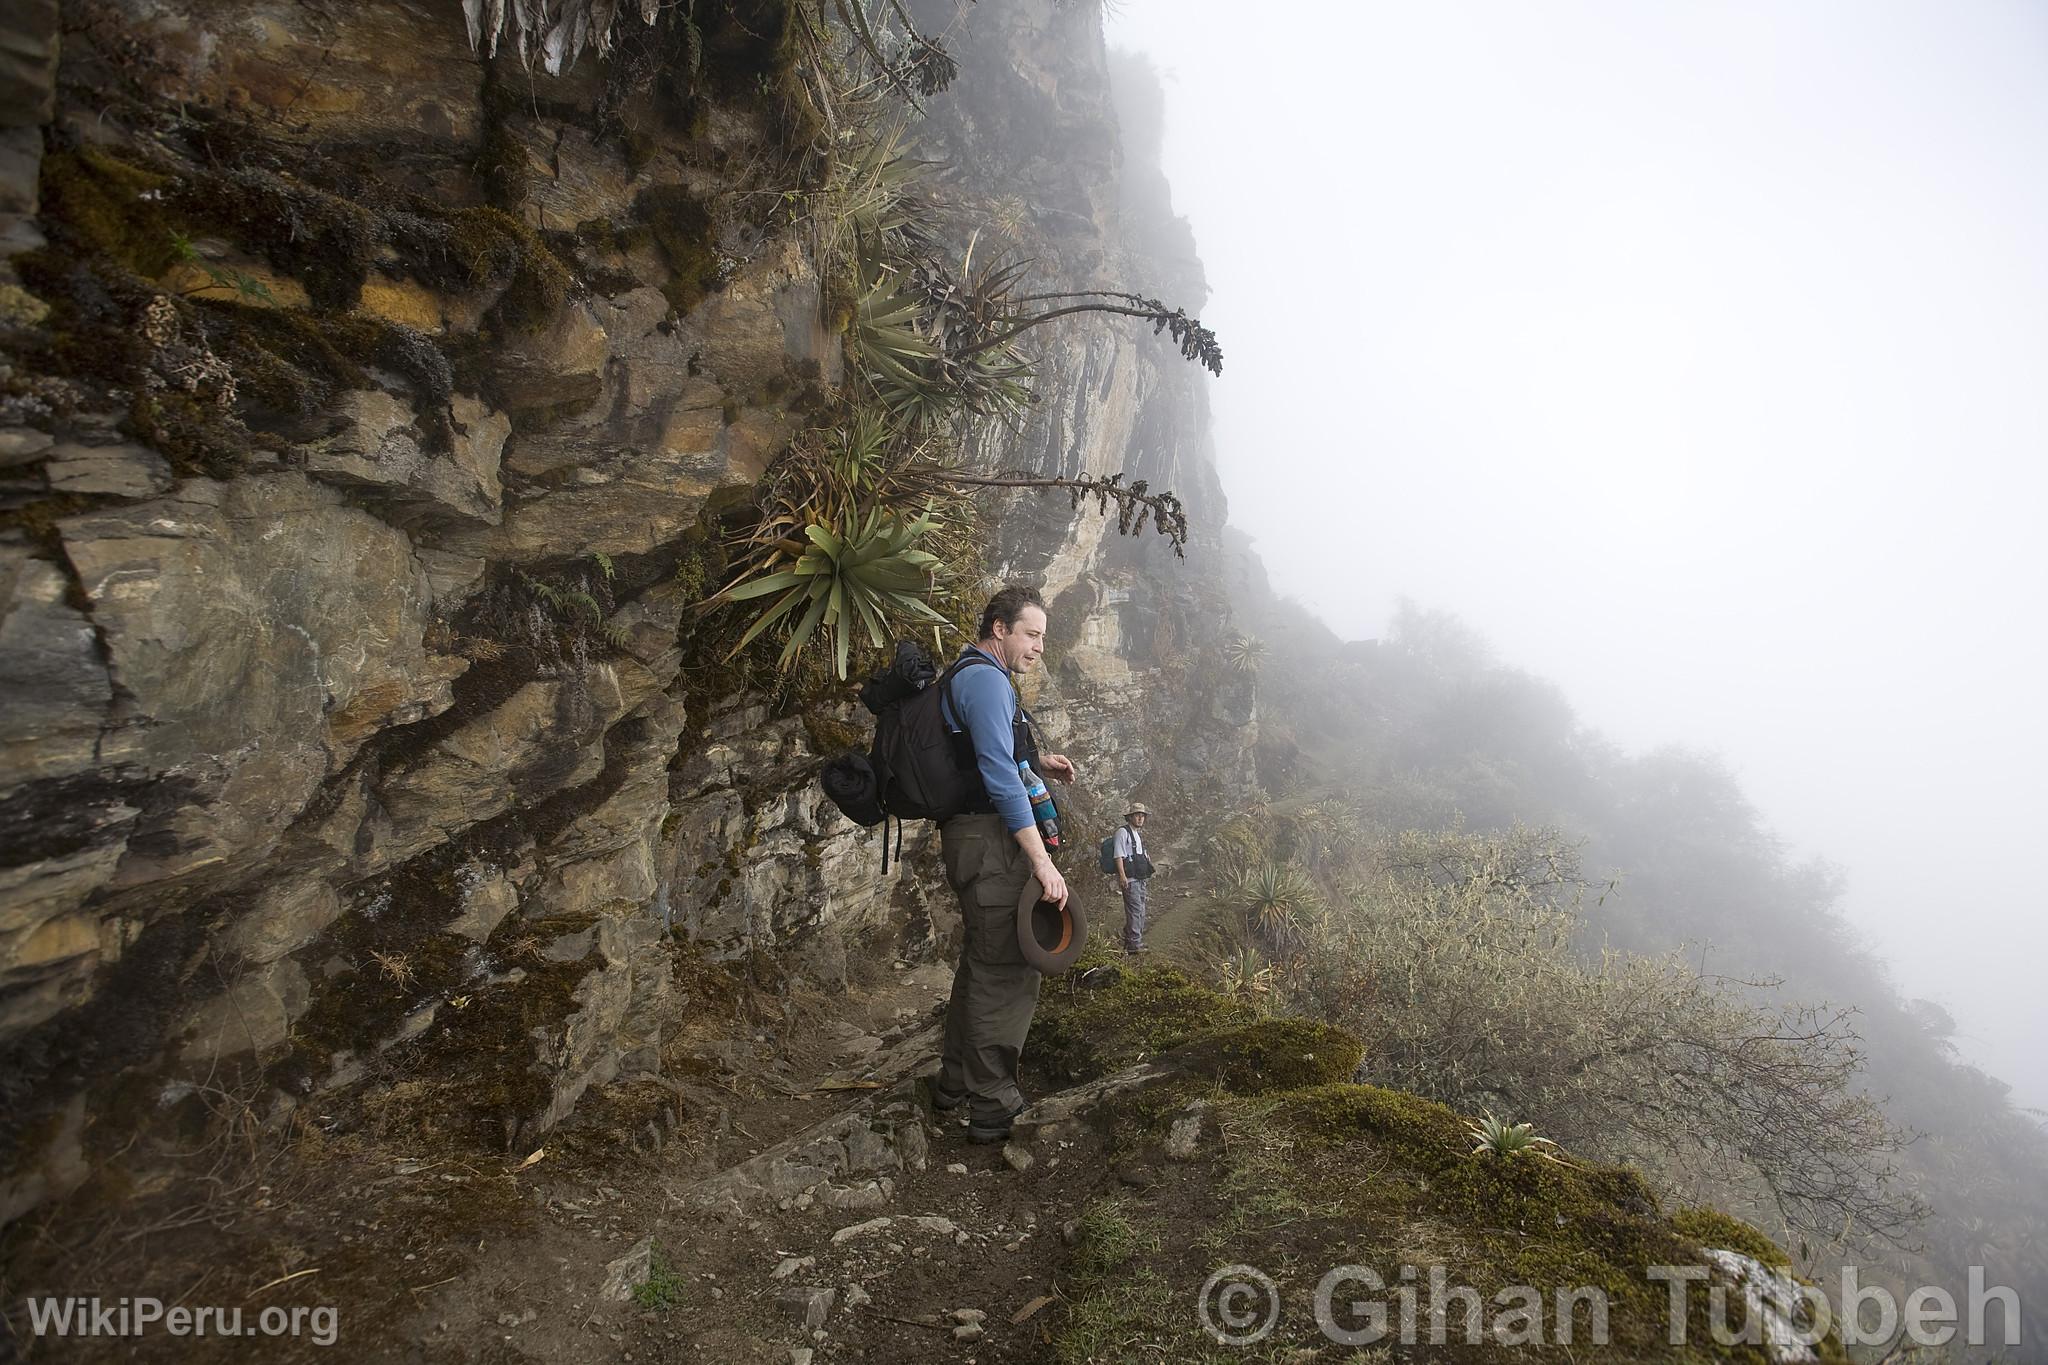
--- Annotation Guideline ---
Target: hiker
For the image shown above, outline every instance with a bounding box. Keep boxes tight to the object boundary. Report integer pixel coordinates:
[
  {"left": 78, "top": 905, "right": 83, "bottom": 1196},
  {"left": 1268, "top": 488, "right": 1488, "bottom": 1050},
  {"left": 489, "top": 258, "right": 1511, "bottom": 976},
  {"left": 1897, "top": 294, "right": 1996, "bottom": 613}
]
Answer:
[
  {"left": 930, "top": 585, "right": 1076, "bottom": 1144},
  {"left": 1114, "top": 802, "right": 1156, "bottom": 954}
]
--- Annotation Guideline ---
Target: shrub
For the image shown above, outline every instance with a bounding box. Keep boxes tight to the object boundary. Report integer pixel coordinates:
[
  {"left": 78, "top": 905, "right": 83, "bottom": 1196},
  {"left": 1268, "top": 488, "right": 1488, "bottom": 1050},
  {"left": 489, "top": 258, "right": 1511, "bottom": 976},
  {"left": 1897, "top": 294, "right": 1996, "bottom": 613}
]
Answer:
[{"left": 1281, "top": 825, "right": 1923, "bottom": 1244}]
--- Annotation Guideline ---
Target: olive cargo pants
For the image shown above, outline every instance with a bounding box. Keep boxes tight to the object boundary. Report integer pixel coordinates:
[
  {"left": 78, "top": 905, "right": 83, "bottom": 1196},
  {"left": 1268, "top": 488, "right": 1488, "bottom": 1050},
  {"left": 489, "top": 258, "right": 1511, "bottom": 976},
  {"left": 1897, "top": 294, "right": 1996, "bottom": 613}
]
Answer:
[{"left": 936, "top": 813, "right": 1041, "bottom": 1124}]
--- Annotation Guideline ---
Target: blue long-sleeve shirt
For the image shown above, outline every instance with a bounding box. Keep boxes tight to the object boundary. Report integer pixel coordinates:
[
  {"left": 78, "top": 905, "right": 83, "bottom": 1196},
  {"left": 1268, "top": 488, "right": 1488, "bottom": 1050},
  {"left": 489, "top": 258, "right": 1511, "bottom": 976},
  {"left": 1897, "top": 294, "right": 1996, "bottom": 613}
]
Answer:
[{"left": 939, "top": 645, "right": 1035, "bottom": 833}]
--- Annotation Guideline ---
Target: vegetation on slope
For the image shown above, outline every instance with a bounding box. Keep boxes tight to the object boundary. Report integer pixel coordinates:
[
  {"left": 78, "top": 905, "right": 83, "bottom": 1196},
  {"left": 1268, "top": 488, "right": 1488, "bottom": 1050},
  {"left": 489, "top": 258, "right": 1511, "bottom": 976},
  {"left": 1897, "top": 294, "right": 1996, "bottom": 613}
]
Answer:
[
  {"left": 1184, "top": 590, "right": 2048, "bottom": 1348},
  {"left": 1029, "top": 956, "right": 1847, "bottom": 1363}
]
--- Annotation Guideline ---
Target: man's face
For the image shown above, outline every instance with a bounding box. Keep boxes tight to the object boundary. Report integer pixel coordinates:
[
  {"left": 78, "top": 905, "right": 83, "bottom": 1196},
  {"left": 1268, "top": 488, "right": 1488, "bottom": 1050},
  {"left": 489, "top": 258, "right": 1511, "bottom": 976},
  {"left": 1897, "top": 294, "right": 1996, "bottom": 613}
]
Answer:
[
  {"left": 990, "top": 604, "right": 1048, "bottom": 674},
  {"left": 1130, "top": 813, "right": 1146, "bottom": 829}
]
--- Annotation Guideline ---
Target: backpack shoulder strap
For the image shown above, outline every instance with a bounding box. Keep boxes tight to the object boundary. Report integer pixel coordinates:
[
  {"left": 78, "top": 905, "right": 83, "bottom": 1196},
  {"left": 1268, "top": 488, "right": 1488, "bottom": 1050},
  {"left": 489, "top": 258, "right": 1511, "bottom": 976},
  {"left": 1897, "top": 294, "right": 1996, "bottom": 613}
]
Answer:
[{"left": 939, "top": 652, "right": 1004, "bottom": 731}]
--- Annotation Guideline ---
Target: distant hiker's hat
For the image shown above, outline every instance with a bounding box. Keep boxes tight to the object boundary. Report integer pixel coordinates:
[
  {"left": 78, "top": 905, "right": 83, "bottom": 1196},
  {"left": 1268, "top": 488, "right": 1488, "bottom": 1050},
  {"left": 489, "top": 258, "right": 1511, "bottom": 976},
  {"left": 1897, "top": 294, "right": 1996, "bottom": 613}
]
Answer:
[
  {"left": 1125, "top": 802, "right": 1150, "bottom": 818},
  {"left": 1017, "top": 875, "right": 1088, "bottom": 974}
]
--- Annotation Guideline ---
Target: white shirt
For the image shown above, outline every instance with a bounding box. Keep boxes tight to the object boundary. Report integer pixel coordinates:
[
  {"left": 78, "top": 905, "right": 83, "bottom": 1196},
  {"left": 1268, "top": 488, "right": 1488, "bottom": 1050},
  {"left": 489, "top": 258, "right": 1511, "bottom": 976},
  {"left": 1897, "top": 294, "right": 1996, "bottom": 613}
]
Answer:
[{"left": 1113, "top": 824, "right": 1146, "bottom": 861}]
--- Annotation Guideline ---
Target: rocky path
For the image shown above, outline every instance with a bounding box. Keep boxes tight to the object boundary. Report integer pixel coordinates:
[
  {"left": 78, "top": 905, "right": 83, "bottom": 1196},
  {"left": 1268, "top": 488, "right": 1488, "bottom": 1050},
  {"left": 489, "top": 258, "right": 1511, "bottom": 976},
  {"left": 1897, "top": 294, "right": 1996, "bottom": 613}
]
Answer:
[
  {"left": 385, "top": 955, "right": 1118, "bottom": 1365},
  {"left": 3, "top": 889, "right": 1179, "bottom": 1365}
]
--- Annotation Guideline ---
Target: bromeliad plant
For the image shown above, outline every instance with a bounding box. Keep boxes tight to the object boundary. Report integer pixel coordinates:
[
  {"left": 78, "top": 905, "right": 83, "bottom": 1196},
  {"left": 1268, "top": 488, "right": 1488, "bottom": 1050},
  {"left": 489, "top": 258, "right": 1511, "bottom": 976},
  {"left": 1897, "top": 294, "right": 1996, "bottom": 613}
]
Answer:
[
  {"left": 1212, "top": 938, "right": 1280, "bottom": 1016},
  {"left": 1224, "top": 861, "right": 1323, "bottom": 949},
  {"left": 1466, "top": 1113, "right": 1570, "bottom": 1163},
  {"left": 850, "top": 234, "right": 1223, "bottom": 435},
  {"left": 673, "top": 24, "right": 1219, "bottom": 678},
  {"left": 720, "top": 505, "right": 950, "bottom": 680},
  {"left": 1223, "top": 633, "right": 1268, "bottom": 675},
  {"left": 704, "top": 416, "right": 972, "bottom": 680},
  {"left": 852, "top": 256, "right": 952, "bottom": 427}
]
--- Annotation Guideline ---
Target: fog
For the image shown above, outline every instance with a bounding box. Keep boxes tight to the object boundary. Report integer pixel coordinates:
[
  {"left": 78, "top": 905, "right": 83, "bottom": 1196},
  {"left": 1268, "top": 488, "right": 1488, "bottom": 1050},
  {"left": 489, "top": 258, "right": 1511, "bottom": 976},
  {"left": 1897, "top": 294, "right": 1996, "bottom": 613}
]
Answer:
[{"left": 1102, "top": 0, "right": 2048, "bottom": 1108}]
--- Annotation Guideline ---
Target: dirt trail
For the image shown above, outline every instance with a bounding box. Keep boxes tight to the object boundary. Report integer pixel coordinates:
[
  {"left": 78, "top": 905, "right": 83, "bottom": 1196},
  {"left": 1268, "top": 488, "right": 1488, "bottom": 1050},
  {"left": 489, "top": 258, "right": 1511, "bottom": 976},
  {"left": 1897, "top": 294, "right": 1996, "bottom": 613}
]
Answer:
[
  {"left": 5, "top": 877, "right": 1179, "bottom": 1365},
  {"left": 399, "top": 956, "right": 976, "bottom": 1364},
  {"left": 395, "top": 913, "right": 1153, "bottom": 1364}
]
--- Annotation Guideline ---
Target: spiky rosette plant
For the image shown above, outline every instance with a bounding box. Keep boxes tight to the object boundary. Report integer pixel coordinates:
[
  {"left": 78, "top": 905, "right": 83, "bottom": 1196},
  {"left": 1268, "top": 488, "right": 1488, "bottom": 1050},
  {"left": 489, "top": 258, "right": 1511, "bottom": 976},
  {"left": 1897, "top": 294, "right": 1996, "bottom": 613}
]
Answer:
[
  {"left": 1466, "top": 1113, "right": 1570, "bottom": 1163},
  {"left": 988, "top": 194, "right": 1030, "bottom": 240},
  {"left": 718, "top": 506, "right": 950, "bottom": 679},
  {"left": 705, "top": 417, "right": 971, "bottom": 679},
  {"left": 1211, "top": 939, "right": 1279, "bottom": 1016},
  {"left": 853, "top": 237, "right": 1225, "bottom": 435},
  {"left": 459, "top": 0, "right": 956, "bottom": 97},
  {"left": 1224, "top": 862, "right": 1323, "bottom": 947},
  {"left": 1223, "top": 633, "right": 1267, "bottom": 674},
  {"left": 852, "top": 260, "right": 947, "bottom": 422}
]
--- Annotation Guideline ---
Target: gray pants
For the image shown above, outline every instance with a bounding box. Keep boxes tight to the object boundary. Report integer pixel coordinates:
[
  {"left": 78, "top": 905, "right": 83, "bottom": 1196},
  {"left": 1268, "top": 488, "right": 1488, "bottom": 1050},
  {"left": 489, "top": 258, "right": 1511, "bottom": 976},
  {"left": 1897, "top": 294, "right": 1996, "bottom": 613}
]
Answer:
[
  {"left": 936, "top": 814, "right": 1041, "bottom": 1124},
  {"left": 1122, "top": 876, "right": 1149, "bottom": 951}
]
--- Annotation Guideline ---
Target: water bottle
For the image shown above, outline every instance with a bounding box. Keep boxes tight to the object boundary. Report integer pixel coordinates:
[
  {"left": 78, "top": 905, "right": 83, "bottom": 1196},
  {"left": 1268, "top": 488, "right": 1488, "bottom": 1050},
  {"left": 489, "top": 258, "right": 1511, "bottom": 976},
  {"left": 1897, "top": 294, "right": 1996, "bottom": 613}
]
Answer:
[{"left": 1018, "top": 760, "right": 1061, "bottom": 850}]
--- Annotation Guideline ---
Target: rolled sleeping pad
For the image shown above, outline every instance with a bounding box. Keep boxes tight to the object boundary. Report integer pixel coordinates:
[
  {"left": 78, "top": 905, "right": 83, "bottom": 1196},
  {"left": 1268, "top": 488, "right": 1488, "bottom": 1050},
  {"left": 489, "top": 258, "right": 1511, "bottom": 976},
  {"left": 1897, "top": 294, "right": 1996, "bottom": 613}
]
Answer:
[
  {"left": 820, "top": 752, "right": 885, "bottom": 827},
  {"left": 1016, "top": 873, "right": 1087, "bottom": 974}
]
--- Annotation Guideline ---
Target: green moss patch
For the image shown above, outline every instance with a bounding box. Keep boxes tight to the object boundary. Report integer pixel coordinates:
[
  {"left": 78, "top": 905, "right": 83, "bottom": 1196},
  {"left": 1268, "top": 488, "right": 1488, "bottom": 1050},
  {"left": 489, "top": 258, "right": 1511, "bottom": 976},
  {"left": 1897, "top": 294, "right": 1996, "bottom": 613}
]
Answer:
[
  {"left": 476, "top": 61, "right": 533, "bottom": 211},
  {"left": 439, "top": 205, "right": 574, "bottom": 333},
  {"left": 40, "top": 139, "right": 570, "bottom": 326},
  {"left": 1047, "top": 1076, "right": 1826, "bottom": 1363},
  {"left": 1013, "top": 922, "right": 1828, "bottom": 1357},
  {"left": 1270, "top": 1084, "right": 1671, "bottom": 1248},
  {"left": 632, "top": 1245, "right": 690, "bottom": 1310},
  {"left": 16, "top": 128, "right": 582, "bottom": 486},
  {"left": 578, "top": 183, "right": 727, "bottom": 317},
  {"left": 1670, "top": 1207, "right": 1791, "bottom": 1268},
  {"left": 798, "top": 707, "right": 863, "bottom": 756},
  {"left": 36, "top": 147, "right": 179, "bottom": 276},
  {"left": 193, "top": 165, "right": 381, "bottom": 313},
  {"left": 1169, "top": 1016, "right": 1364, "bottom": 1094},
  {"left": 1027, "top": 957, "right": 1256, "bottom": 1084},
  {"left": 637, "top": 184, "right": 724, "bottom": 316}
]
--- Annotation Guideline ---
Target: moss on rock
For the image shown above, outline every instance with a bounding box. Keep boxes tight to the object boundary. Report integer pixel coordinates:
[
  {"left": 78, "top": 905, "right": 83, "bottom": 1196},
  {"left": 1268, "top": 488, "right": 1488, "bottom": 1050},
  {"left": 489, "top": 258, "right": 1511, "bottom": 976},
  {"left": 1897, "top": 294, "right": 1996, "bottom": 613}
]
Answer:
[
  {"left": 1170, "top": 1016, "right": 1364, "bottom": 1094},
  {"left": 36, "top": 148, "right": 179, "bottom": 275},
  {"left": 578, "top": 184, "right": 726, "bottom": 317},
  {"left": 20, "top": 127, "right": 578, "bottom": 484},
  {"left": 1060, "top": 1066, "right": 1834, "bottom": 1362},
  {"left": 442, "top": 206, "right": 574, "bottom": 334},
  {"left": 1028, "top": 957, "right": 1255, "bottom": 1084},
  {"left": 1670, "top": 1206, "right": 1792, "bottom": 1268},
  {"left": 476, "top": 61, "right": 533, "bottom": 212},
  {"left": 799, "top": 708, "right": 863, "bottom": 756},
  {"left": 189, "top": 165, "right": 381, "bottom": 313},
  {"left": 638, "top": 184, "right": 723, "bottom": 315}
]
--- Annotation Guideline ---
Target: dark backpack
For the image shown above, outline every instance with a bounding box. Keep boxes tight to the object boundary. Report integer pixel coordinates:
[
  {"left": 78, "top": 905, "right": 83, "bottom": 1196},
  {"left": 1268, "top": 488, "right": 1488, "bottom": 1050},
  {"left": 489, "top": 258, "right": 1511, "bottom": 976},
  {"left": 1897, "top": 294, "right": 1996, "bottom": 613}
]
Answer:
[
  {"left": 872, "top": 650, "right": 997, "bottom": 822},
  {"left": 1098, "top": 825, "right": 1154, "bottom": 878},
  {"left": 820, "top": 642, "right": 1035, "bottom": 872}
]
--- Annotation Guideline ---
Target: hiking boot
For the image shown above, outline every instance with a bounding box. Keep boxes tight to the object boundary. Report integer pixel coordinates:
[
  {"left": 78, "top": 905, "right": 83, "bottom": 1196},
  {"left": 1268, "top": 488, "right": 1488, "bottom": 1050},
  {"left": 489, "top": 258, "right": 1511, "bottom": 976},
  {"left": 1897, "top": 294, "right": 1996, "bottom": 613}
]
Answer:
[{"left": 966, "top": 1104, "right": 1025, "bottom": 1144}]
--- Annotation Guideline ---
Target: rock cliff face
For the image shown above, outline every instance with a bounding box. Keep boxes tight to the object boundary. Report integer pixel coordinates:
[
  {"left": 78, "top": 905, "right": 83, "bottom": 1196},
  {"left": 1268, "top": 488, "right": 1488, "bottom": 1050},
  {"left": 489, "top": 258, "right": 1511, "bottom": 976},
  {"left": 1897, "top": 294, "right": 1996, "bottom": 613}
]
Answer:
[{"left": 0, "top": 1, "right": 1256, "bottom": 1223}]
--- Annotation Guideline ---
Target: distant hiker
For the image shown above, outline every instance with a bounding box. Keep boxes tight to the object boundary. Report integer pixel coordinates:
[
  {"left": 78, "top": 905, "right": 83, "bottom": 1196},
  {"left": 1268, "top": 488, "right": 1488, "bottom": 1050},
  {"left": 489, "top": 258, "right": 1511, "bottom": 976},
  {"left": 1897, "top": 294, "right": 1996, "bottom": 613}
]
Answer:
[
  {"left": 929, "top": 585, "right": 1077, "bottom": 1143},
  {"left": 1114, "top": 802, "right": 1156, "bottom": 953}
]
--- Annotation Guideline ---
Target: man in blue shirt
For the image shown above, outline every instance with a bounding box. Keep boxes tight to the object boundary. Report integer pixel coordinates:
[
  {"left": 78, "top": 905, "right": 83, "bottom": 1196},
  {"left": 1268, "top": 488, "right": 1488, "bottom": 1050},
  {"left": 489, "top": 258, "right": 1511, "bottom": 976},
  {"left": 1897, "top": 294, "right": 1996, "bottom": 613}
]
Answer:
[{"left": 930, "top": 585, "right": 1076, "bottom": 1143}]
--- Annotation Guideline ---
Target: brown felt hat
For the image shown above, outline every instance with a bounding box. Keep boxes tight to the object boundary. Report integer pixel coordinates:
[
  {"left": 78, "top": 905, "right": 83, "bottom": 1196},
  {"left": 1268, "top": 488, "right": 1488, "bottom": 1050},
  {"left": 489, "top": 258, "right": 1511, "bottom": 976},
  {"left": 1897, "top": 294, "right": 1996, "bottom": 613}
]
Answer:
[{"left": 1017, "top": 874, "right": 1088, "bottom": 974}]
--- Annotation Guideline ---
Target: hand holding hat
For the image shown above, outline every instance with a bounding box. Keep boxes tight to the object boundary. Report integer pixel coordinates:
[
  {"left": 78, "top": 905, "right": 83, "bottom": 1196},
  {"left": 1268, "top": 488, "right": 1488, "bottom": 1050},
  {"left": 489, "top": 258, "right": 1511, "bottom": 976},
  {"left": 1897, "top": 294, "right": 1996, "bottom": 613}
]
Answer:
[{"left": 1017, "top": 874, "right": 1087, "bottom": 973}]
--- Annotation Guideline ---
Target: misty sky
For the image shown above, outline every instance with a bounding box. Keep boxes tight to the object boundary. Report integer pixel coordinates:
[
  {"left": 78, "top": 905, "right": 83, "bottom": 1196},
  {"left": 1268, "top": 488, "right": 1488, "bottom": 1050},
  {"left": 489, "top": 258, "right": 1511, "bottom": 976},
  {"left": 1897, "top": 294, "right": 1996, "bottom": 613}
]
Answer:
[{"left": 1100, "top": 0, "right": 2048, "bottom": 1107}]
